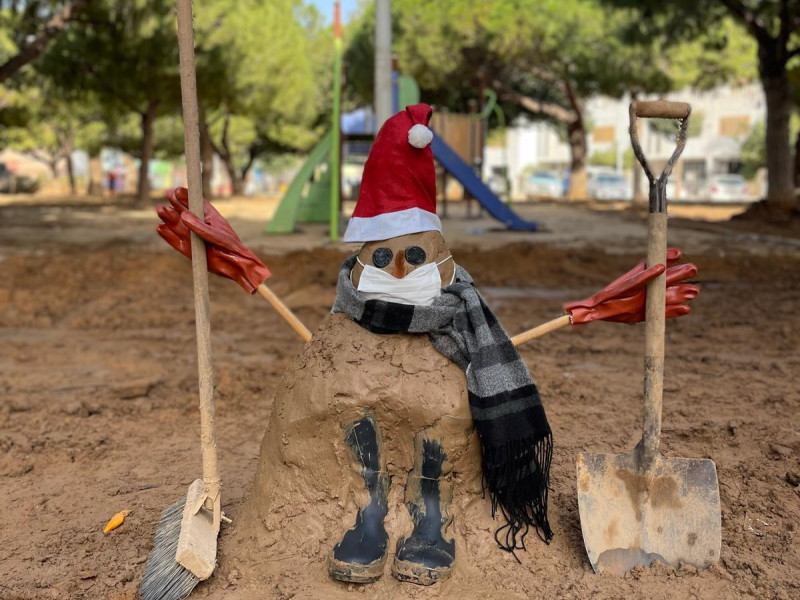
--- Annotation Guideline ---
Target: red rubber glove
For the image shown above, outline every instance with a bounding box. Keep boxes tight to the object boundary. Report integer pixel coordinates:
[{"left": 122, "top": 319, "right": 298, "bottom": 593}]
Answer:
[
  {"left": 156, "top": 187, "right": 271, "bottom": 293},
  {"left": 564, "top": 248, "right": 699, "bottom": 325}
]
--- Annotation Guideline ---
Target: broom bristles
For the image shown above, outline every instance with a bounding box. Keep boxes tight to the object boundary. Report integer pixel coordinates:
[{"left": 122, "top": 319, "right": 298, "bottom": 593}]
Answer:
[{"left": 139, "top": 497, "right": 201, "bottom": 600}]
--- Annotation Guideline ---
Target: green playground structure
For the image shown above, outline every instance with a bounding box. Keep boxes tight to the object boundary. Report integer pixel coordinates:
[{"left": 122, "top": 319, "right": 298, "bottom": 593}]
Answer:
[
  {"left": 265, "top": 71, "right": 536, "bottom": 235},
  {"left": 265, "top": 74, "right": 420, "bottom": 236},
  {"left": 265, "top": 1, "right": 533, "bottom": 238},
  {"left": 265, "top": 131, "right": 334, "bottom": 234}
]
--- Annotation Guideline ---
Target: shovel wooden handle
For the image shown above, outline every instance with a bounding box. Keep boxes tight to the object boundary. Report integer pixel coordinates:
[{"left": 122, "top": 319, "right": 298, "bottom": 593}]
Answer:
[
  {"left": 641, "top": 213, "right": 667, "bottom": 467},
  {"left": 633, "top": 99, "right": 691, "bottom": 468},
  {"left": 177, "top": 0, "right": 220, "bottom": 508},
  {"left": 510, "top": 314, "right": 571, "bottom": 347},
  {"left": 257, "top": 283, "right": 313, "bottom": 343}
]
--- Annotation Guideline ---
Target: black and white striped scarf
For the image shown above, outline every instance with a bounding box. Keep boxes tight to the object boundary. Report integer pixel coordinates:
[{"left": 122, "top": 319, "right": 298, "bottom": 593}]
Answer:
[{"left": 332, "top": 255, "right": 553, "bottom": 551}]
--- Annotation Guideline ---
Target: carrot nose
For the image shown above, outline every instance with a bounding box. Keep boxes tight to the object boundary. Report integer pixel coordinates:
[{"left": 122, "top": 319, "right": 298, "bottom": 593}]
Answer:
[{"left": 391, "top": 251, "right": 407, "bottom": 278}]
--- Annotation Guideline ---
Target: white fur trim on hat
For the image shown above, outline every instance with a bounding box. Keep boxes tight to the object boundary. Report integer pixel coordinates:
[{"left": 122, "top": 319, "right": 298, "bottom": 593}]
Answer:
[
  {"left": 408, "top": 124, "right": 433, "bottom": 149},
  {"left": 343, "top": 207, "right": 442, "bottom": 242}
]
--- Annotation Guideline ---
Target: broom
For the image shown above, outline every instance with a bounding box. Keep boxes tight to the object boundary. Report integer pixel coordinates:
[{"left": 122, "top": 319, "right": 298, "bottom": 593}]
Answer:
[{"left": 139, "top": 1, "right": 222, "bottom": 598}]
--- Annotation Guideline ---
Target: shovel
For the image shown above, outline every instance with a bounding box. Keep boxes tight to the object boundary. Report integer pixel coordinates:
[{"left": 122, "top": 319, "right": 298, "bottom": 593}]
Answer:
[{"left": 576, "top": 100, "right": 721, "bottom": 576}]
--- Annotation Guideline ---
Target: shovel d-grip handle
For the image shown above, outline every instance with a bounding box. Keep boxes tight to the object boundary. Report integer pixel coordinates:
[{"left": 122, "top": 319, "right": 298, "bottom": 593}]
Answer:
[
  {"left": 632, "top": 100, "right": 690, "bottom": 120},
  {"left": 629, "top": 101, "right": 691, "bottom": 214},
  {"left": 629, "top": 100, "right": 691, "bottom": 469}
]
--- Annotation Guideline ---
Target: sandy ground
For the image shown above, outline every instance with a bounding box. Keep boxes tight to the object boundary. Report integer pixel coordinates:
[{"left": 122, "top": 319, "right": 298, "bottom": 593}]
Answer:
[{"left": 0, "top": 195, "right": 798, "bottom": 600}]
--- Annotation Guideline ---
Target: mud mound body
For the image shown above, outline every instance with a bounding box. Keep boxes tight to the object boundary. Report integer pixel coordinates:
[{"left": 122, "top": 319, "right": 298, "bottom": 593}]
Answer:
[{"left": 224, "top": 313, "right": 532, "bottom": 598}]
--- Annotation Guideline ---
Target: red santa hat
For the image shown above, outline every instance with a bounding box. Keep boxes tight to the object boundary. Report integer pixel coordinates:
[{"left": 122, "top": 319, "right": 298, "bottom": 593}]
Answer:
[{"left": 343, "top": 103, "right": 440, "bottom": 243}]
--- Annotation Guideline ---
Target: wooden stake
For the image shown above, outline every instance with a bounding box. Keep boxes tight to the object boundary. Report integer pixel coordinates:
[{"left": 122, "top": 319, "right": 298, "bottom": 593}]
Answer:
[{"left": 174, "top": 0, "right": 220, "bottom": 579}]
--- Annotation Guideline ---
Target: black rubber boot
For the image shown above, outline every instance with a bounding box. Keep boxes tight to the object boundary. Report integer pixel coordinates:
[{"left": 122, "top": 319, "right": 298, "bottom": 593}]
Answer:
[
  {"left": 392, "top": 435, "right": 456, "bottom": 585},
  {"left": 328, "top": 414, "right": 389, "bottom": 583}
]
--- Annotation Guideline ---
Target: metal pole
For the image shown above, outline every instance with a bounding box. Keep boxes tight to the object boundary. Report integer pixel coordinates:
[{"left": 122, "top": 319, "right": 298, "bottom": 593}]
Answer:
[
  {"left": 616, "top": 91, "right": 629, "bottom": 172},
  {"left": 374, "top": 0, "right": 392, "bottom": 131},
  {"left": 330, "top": 0, "right": 342, "bottom": 241}
]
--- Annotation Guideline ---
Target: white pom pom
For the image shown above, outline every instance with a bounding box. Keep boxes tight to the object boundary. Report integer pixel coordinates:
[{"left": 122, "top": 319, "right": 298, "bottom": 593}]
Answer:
[{"left": 408, "top": 124, "right": 433, "bottom": 149}]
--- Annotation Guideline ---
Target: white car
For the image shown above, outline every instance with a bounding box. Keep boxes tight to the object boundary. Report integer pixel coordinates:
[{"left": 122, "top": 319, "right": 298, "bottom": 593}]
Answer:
[
  {"left": 702, "top": 174, "right": 749, "bottom": 202},
  {"left": 588, "top": 172, "right": 632, "bottom": 201},
  {"left": 524, "top": 171, "right": 563, "bottom": 199}
]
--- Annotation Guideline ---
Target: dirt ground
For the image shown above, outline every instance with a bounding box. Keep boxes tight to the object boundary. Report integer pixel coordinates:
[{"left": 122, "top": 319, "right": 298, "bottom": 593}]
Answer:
[{"left": 0, "top": 196, "right": 798, "bottom": 600}]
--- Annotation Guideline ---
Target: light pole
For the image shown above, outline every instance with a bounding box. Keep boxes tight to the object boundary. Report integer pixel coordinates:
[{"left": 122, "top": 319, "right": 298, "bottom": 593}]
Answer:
[{"left": 374, "top": 0, "right": 392, "bottom": 131}]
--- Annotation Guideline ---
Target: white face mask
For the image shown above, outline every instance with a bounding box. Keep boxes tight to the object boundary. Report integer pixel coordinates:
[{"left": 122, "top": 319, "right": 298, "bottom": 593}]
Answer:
[{"left": 353, "top": 255, "right": 455, "bottom": 306}]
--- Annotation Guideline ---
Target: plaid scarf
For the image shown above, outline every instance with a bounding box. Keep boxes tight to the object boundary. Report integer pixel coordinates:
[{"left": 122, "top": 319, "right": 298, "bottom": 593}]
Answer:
[{"left": 332, "top": 256, "right": 553, "bottom": 551}]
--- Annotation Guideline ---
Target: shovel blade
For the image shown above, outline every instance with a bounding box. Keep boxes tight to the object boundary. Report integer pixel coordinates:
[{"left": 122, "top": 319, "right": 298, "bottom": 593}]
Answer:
[{"left": 576, "top": 452, "right": 720, "bottom": 576}]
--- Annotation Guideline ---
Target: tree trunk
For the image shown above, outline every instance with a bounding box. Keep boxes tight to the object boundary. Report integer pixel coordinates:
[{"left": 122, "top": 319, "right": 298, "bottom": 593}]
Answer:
[
  {"left": 137, "top": 100, "right": 160, "bottom": 204},
  {"left": 760, "top": 67, "right": 795, "bottom": 207},
  {"left": 220, "top": 154, "right": 244, "bottom": 196},
  {"left": 87, "top": 154, "right": 102, "bottom": 195},
  {"left": 48, "top": 157, "right": 59, "bottom": 180},
  {"left": 200, "top": 119, "right": 214, "bottom": 199},
  {"left": 219, "top": 112, "right": 244, "bottom": 196},
  {"left": 62, "top": 132, "right": 76, "bottom": 195},
  {"left": 231, "top": 166, "right": 245, "bottom": 196},
  {"left": 566, "top": 119, "right": 588, "bottom": 200},
  {"left": 794, "top": 128, "right": 800, "bottom": 190},
  {"left": 240, "top": 147, "right": 259, "bottom": 194},
  {"left": 562, "top": 79, "right": 588, "bottom": 201},
  {"left": 0, "top": 0, "right": 89, "bottom": 83},
  {"left": 66, "top": 152, "right": 76, "bottom": 195}
]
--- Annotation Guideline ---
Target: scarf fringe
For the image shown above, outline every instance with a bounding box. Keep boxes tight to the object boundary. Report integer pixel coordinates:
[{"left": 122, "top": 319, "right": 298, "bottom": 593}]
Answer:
[{"left": 483, "top": 433, "right": 553, "bottom": 552}]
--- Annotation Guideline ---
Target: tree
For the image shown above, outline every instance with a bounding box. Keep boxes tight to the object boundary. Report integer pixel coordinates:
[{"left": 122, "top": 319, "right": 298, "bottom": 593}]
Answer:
[
  {"left": 40, "top": 0, "right": 181, "bottom": 203},
  {"left": 344, "top": 0, "right": 672, "bottom": 199},
  {"left": 0, "top": 0, "right": 91, "bottom": 83},
  {"left": 607, "top": 0, "right": 800, "bottom": 209},
  {"left": 192, "top": 0, "right": 331, "bottom": 195},
  {"left": 0, "top": 74, "right": 107, "bottom": 194},
  {"left": 741, "top": 114, "right": 800, "bottom": 180},
  {"left": 789, "top": 62, "right": 800, "bottom": 187},
  {"left": 485, "top": 0, "right": 675, "bottom": 199}
]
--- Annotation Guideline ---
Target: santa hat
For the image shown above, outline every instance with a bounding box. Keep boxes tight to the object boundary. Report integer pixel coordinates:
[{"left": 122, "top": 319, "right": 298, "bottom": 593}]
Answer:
[{"left": 343, "top": 103, "right": 440, "bottom": 243}]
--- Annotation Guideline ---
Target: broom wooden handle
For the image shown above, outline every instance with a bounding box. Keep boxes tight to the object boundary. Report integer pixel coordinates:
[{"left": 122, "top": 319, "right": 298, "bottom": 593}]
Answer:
[
  {"left": 257, "top": 283, "right": 313, "bottom": 343},
  {"left": 510, "top": 314, "right": 572, "bottom": 347},
  {"left": 177, "top": 0, "right": 220, "bottom": 504}
]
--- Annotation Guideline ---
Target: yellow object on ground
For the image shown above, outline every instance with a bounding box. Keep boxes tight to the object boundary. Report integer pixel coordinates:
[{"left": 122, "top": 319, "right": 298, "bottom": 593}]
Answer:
[{"left": 103, "top": 510, "right": 131, "bottom": 534}]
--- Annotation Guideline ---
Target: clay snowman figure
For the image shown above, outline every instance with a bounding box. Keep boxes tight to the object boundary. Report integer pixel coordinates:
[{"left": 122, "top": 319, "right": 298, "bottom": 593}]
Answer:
[
  {"left": 156, "top": 104, "right": 699, "bottom": 591},
  {"left": 323, "top": 104, "right": 553, "bottom": 585}
]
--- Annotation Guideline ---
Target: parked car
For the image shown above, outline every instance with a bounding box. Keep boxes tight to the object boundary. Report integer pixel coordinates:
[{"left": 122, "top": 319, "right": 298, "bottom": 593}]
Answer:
[
  {"left": 0, "top": 162, "right": 39, "bottom": 194},
  {"left": 525, "top": 170, "right": 563, "bottom": 198},
  {"left": 702, "top": 174, "right": 749, "bottom": 202},
  {"left": 588, "top": 171, "right": 631, "bottom": 201},
  {"left": 0, "top": 162, "right": 11, "bottom": 192}
]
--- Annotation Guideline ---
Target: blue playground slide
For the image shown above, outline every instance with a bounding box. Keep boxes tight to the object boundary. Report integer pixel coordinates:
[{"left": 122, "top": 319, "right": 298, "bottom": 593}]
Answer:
[{"left": 431, "top": 131, "right": 537, "bottom": 231}]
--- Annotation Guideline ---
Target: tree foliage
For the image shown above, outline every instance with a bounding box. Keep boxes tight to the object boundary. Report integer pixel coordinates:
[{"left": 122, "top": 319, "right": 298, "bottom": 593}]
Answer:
[
  {"left": 0, "top": 0, "right": 330, "bottom": 198},
  {"left": 36, "top": 0, "right": 181, "bottom": 200},
  {"left": 0, "top": 0, "right": 90, "bottom": 83},
  {"left": 345, "top": 0, "right": 672, "bottom": 198},
  {"left": 2, "top": 0, "right": 788, "bottom": 203},
  {"left": 192, "top": 0, "right": 331, "bottom": 193},
  {"left": 1, "top": 72, "right": 106, "bottom": 192},
  {"left": 603, "top": 0, "right": 799, "bottom": 206}
]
